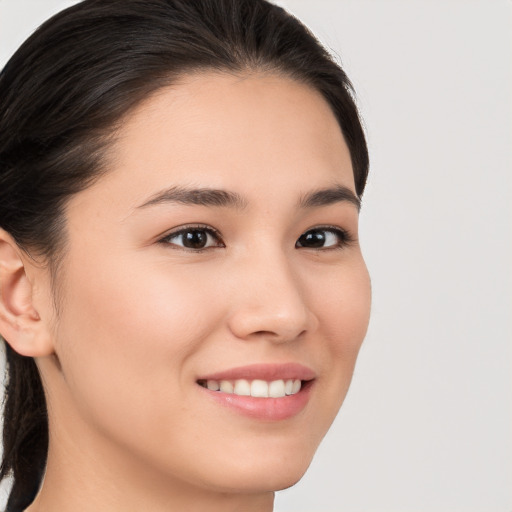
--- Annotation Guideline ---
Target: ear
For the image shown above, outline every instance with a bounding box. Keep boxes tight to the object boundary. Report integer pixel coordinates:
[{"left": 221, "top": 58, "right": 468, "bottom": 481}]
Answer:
[{"left": 0, "top": 229, "right": 54, "bottom": 357}]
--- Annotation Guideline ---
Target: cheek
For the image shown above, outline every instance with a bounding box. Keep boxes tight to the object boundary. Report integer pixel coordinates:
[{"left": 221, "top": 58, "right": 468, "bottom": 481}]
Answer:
[
  {"left": 53, "top": 254, "right": 223, "bottom": 425},
  {"left": 312, "top": 258, "right": 371, "bottom": 411},
  {"left": 317, "top": 259, "right": 371, "bottom": 356},
  {"left": 61, "top": 251, "right": 220, "bottom": 346}
]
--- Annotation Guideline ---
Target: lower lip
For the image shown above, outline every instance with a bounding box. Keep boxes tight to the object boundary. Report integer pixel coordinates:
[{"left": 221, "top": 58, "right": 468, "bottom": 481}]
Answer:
[{"left": 199, "top": 381, "right": 313, "bottom": 421}]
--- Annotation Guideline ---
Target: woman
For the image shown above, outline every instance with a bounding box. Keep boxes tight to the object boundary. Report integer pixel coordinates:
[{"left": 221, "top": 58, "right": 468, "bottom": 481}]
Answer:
[{"left": 0, "top": 1, "right": 371, "bottom": 511}]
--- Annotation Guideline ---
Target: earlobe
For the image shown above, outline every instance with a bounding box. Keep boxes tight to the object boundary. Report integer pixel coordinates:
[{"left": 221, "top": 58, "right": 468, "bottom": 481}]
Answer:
[{"left": 0, "top": 229, "right": 54, "bottom": 357}]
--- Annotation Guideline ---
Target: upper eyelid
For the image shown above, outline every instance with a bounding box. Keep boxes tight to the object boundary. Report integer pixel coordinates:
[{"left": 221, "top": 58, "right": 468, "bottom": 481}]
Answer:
[
  {"left": 158, "top": 225, "right": 225, "bottom": 252},
  {"left": 301, "top": 225, "right": 353, "bottom": 238},
  {"left": 296, "top": 225, "right": 355, "bottom": 248},
  {"left": 160, "top": 224, "right": 223, "bottom": 240}
]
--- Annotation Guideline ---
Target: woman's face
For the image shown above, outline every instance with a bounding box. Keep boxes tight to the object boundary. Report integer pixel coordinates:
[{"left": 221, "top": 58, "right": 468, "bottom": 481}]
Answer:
[{"left": 42, "top": 72, "right": 371, "bottom": 494}]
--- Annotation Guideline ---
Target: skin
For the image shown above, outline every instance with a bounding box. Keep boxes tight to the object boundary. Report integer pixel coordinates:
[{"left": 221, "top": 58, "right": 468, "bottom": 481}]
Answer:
[{"left": 0, "top": 72, "right": 371, "bottom": 512}]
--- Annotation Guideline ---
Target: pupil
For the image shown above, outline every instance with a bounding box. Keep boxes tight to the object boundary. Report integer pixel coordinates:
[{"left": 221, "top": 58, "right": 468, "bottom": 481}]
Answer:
[
  {"left": 184, "top": 230, "right": 207, "bottom": 249},
  {"left": 300, "top": 230, "right": 325, "bottom": 248}
]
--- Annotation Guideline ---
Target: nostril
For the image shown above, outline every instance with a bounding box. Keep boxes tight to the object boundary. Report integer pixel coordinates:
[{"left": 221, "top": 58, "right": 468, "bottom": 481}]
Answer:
[{"left": 248, "top": 328, "right": 307, "bottom": 343}]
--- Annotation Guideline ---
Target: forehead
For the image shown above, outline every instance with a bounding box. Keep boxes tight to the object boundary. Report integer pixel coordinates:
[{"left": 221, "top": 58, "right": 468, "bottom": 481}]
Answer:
[{"left": 74, "top": 71, "right": 355, "bottom": 213}]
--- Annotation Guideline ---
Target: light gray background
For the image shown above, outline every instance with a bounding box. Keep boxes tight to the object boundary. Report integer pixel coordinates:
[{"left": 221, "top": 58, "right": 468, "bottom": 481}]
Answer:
[{"left": 1, "top": 1, "right": 511, "bottom": 511}]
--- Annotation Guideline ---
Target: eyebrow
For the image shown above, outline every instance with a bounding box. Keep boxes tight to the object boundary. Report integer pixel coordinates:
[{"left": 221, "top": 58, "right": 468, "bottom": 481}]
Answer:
[
  {"left": 137, "top": 186, "right": 248, "bottom": 210},
  {"left": 136, "top": 184, "right": 360, "bottom": 211},
  {"left": 298, "top": 185, "right": 361, "bottom": 211}
]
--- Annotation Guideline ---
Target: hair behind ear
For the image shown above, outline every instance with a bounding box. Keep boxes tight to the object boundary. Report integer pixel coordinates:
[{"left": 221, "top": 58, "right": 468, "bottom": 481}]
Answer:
[{"left": 0, "top": 344, "right": 48, "bottom": 512}]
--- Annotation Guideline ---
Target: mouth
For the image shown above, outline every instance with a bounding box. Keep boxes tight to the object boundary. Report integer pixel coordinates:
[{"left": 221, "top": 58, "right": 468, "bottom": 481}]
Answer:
[
  {"left": 196, "top": 363, "right": 315, "bottom": 420},
  {"left": 197, "top": 378, "right": 309, "bottom": 398}
]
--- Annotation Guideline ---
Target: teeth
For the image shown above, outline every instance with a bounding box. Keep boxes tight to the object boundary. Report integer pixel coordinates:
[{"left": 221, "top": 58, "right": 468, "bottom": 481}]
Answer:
[
  {"left": 269, "top": 379, "right": 285, "bottom": 398},
  {"left": 219, "top": 380, "right": 234, "bottom": 394},
  {"left": 234, "top": 379, "right": 251, "bottom": 396},
  {"left": 207, "top": 380, "right": 220, "bottom": 391},
  {"left": 251, "top": 379, "right": 268, "bottom": 397},
  {"left": 204, "top": 378, "right": 303, "bottom": 397}
]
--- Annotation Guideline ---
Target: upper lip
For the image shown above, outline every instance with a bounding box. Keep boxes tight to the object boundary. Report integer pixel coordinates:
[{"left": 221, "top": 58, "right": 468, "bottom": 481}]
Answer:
[{"left": 197, "top": 363, "right": 316, "bottom": 382}]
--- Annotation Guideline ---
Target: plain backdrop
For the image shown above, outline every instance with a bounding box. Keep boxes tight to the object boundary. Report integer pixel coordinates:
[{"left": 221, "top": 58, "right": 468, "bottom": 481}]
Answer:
[{"left": 0, "top": 1, "right": 511, "bottom": 511}]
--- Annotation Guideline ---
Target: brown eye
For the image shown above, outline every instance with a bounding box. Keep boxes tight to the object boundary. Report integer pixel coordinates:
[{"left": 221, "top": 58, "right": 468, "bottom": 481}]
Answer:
[
  {"left": 163, "top": 227, "right": 224, "bottom": 250},
  {"left": 296, "top": 228, "right": 349, "bottom": 249},
  {"left": 183, "top": 230, "right": 209, "bottom": 249},
  {"left": 297, "top": 230, "right": 326, "bottom": 248}
]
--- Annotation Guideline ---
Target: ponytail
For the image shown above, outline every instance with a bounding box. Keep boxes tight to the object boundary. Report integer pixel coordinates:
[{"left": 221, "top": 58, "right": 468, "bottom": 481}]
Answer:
[{"left": 0, "top": 345, "right": 48, "bottom": 512}]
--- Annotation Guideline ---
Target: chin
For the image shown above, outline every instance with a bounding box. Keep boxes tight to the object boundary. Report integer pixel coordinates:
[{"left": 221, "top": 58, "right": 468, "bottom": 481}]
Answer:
[
  {"left": 217, "top": 469, "right": 309, "bottom": 495},
  {"left": 205, "top": 448, "right": 315, "bottom": 494},
  {"left": 263, "top": 466, "right": 310, "bottom": 492}
]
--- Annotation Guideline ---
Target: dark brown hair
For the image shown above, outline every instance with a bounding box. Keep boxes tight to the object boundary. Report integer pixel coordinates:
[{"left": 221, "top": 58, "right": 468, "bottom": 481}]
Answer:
[{"left": 0, "top": 0, "right": 369, "bottom": 510}]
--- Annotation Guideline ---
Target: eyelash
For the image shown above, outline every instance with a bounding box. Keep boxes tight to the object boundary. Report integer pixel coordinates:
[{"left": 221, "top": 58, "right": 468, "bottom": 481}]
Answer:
[
  {"left": 295, "top": 225, "right": 354, "bottom": 250},
  {"left": 159, "top": 225, "right": 224, "bottom": 252},
  {"left": 159, "top": 224, "right": 354, "bottom": 252}
]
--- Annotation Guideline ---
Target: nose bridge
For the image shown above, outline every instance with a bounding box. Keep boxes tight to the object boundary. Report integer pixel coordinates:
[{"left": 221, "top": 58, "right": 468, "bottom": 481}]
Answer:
[{"left": 227, "top": 244, "right": 316, "bottom": 342}]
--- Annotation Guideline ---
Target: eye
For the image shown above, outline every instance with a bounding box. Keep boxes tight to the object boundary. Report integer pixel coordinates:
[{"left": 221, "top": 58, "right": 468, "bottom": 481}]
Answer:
[
  {"left": 160, "top": 226, "right": 224, "bottom": 251},
  {"left": 295, "top": 227, "right": 352, "bottom": 250}
]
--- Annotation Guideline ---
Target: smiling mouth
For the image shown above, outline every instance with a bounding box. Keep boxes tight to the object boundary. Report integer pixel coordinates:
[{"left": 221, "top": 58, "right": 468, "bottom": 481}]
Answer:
[{"left": 197, "top": 378, "right": 311, "bottom": 398}]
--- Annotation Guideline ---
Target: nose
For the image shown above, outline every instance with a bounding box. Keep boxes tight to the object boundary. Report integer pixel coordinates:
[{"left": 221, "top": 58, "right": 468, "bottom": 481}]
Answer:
[{"left": 226, "top": 251, "right": 318, "bottom": 344}]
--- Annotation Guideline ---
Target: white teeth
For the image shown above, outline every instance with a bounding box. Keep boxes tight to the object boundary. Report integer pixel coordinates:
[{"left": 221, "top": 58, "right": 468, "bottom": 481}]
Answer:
[
  {"left": 269, "top": 379, "right": 286, "bottom": 398},
  {"left": 204, "top": 378, "right": 303, "bottom": 397},
  {"left": 207, "top": 380, "right": 220, "bottom": 391},
  {"left": 219, "top": 380, "right": 234, "bottom": 394},
  {"left": 233, "top": 379, "right": 251, "bottom": 396},
  {"left": 251, "top": 379, "right": 269, "bottom": 397}
]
